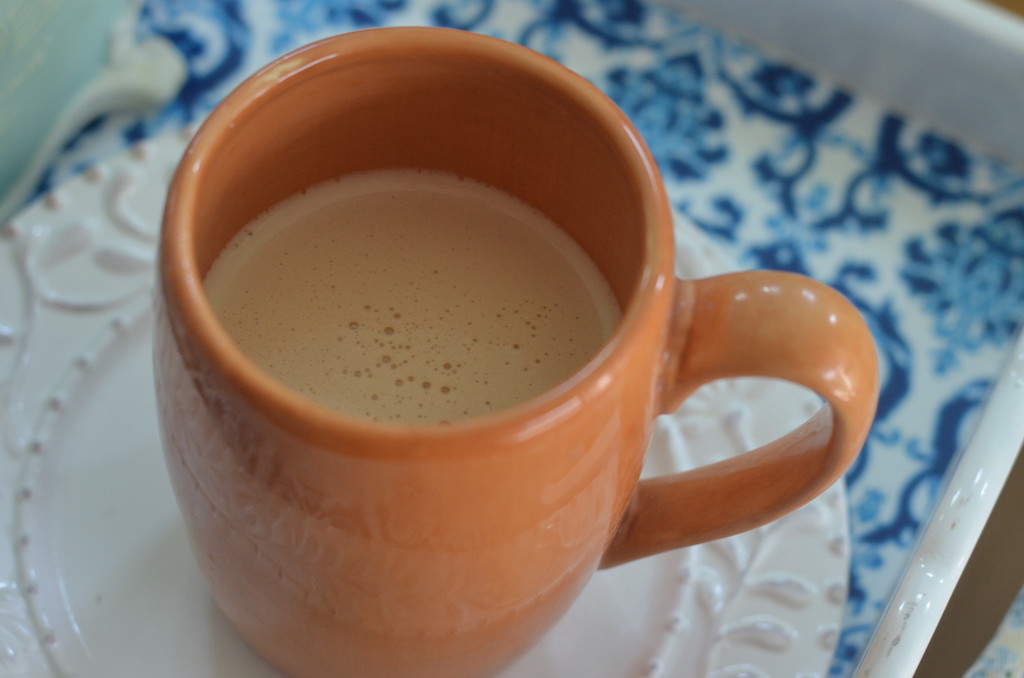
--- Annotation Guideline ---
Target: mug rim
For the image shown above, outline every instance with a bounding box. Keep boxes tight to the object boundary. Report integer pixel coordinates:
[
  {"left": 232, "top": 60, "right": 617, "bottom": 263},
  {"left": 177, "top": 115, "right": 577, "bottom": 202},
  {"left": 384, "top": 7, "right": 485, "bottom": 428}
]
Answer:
[{"left": 160, "top": 26, "right": 675, "bottom": 450}]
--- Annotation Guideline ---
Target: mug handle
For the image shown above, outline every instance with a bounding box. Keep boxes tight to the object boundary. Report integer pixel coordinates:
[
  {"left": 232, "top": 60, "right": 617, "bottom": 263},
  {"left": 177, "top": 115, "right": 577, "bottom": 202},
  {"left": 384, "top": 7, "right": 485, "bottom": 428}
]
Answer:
[{"left": 600, "top": 271, "right": 879, "bottom": 568}]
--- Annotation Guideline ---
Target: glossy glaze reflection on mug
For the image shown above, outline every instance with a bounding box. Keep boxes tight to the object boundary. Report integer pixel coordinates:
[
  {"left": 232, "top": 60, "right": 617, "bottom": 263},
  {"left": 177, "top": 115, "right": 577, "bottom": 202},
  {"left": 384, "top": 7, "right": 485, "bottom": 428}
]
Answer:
[
  {"left": 155, "top": 26, "right": 879, "bottom": 678},
  {"left": 203, "top": 168, "right": 621, "bottom": 424}
]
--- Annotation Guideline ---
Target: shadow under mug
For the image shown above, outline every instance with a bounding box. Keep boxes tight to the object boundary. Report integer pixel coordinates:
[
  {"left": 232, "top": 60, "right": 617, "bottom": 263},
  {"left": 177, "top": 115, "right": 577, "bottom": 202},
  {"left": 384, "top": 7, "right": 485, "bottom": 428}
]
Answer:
[{"left": 155, "top": 27, "right": 879, "bottom": 678}]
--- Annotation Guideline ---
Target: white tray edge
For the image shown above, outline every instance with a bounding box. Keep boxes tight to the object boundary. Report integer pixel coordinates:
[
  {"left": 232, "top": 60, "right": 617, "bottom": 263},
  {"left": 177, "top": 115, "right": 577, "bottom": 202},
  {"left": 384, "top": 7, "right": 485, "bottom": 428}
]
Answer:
[{"left": 853, "top": 327, "right": 1024, "bottom": 675}]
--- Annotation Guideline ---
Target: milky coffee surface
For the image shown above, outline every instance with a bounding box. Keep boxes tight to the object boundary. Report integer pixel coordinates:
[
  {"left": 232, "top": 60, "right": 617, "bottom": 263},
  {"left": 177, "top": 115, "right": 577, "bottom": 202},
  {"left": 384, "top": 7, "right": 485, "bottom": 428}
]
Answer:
[{"left": 204, "top": 169, "right": 620, "bottom": 424}]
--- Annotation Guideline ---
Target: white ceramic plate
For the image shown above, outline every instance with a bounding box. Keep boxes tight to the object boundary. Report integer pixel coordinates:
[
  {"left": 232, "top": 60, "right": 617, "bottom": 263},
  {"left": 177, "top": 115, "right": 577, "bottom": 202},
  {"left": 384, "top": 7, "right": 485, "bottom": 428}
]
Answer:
[{"left": 0, "top": 131, "right": 848, "bottom": 678}]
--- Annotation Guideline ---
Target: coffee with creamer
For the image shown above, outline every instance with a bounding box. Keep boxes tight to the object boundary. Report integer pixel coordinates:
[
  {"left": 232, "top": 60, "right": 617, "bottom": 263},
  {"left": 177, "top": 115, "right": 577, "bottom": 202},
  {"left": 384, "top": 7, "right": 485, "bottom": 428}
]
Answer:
[{"left": 204, "top": 169, "right": 621, "bottom": 424}]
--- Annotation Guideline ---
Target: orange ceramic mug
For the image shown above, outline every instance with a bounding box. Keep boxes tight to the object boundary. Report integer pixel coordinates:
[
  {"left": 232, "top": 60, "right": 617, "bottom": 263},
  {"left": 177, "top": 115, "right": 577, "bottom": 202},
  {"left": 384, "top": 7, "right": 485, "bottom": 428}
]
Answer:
[{"left": 155, "top": 27, "right": 878, "bottom": 678}]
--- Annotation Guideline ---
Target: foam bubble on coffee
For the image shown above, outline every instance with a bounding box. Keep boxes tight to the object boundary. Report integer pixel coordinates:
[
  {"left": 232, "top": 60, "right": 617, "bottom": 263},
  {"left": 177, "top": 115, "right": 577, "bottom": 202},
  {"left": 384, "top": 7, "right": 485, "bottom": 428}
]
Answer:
[{"left": 204, "top": 169, "right": 621, "bottom": 424}]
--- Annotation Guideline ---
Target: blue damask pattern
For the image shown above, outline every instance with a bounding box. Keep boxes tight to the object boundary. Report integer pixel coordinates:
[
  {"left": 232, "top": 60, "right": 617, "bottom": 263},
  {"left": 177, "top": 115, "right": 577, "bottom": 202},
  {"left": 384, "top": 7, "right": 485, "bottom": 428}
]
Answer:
[
  {"left": 134, "top": 0, "right": 250, "bottom": 135},
  {"left": 31, "top": 1, "right": 1024, "bottom": 675},
  {"left": 719, "top": 42, "right": 853, "bottom": 223},
  {"left": 904, "top": 200, "right": 1024, "bottom": 373},
  {"left": 434, "top": 0, "right": 657, "bottom": 51},
  {"left": 606, "top": 55, "right": 728, "bottom": 182},
  {"left": 270, "top": 0, "right": 407, "bottom": 51}
]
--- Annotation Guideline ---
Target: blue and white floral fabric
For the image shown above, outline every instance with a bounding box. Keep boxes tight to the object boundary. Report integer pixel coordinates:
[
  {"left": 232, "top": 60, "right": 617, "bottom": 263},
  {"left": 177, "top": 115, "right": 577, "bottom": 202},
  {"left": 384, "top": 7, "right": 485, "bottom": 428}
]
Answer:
[{"left": 27, "top": 1, "right": 1024, "bottom": 675}]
